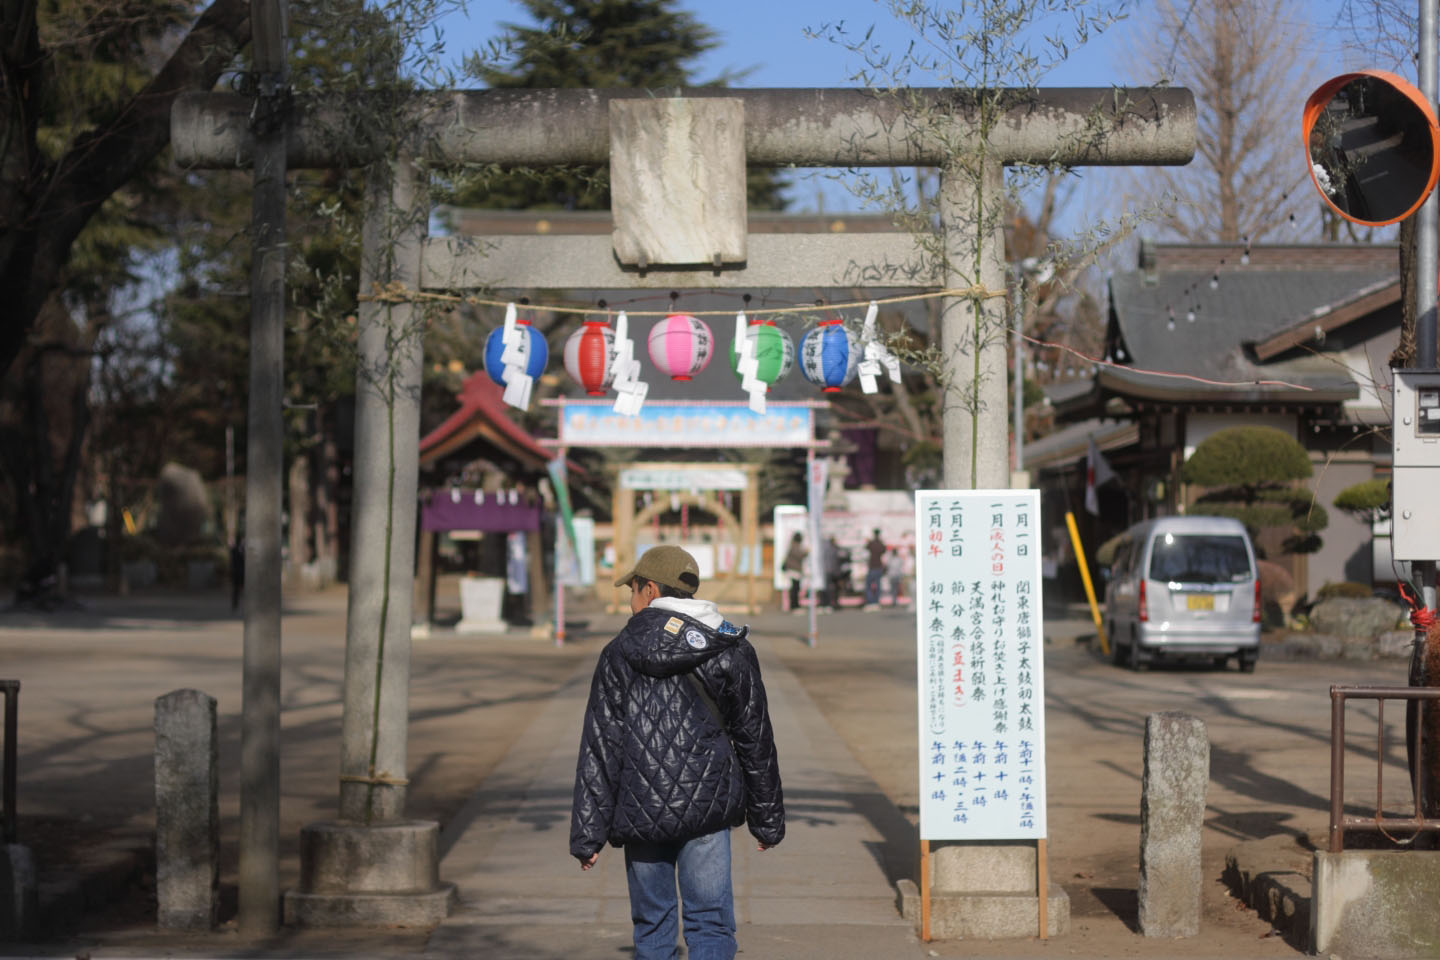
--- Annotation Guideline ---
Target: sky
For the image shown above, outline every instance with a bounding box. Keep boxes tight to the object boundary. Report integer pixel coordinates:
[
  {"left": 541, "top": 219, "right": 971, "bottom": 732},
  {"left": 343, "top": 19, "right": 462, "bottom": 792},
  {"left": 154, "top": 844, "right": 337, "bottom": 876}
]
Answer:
[{"left": 431, "top": 0, "right": 1384, "bottom": 215}]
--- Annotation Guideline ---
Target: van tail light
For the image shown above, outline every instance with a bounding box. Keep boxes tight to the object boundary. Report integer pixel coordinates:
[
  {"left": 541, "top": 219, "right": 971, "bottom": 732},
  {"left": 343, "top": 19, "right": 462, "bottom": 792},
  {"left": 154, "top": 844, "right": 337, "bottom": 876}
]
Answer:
[
  {"left": 1138, "top": 580, "right": 1148, "bottom": 622},
  {"left": 1253, "top": 578, "right": 1263, "bottom": 623}
]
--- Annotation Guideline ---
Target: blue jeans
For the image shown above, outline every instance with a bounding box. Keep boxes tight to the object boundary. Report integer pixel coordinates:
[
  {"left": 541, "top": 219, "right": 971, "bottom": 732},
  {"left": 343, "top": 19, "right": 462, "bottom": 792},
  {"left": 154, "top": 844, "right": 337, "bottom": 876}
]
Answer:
[
  {"left": 864, "top": 568, "right": 884, "bottom": 604},
  {"left": 624, "top": 830, "right": 736, "bottom": 960}
]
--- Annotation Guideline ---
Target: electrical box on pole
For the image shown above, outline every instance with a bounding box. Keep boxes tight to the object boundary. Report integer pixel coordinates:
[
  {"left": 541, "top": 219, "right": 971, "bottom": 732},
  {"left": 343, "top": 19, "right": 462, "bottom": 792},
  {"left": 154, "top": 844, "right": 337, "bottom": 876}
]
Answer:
[{"left": 1391, "top": 370, "right": 1440, "bottom": 561}]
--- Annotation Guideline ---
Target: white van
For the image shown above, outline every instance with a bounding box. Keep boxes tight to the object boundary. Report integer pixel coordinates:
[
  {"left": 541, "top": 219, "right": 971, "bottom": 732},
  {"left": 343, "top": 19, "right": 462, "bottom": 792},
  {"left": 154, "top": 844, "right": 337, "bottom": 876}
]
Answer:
[{"left": 1103, "top": 516, "right": 1262, "bottom": 672}]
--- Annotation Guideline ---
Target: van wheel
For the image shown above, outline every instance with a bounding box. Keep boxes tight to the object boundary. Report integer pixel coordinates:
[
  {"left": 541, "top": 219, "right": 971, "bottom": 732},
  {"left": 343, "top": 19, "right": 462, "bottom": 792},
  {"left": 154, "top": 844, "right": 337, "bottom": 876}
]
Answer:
[
  {"left": 1239, "top": 652, "right": 1258, "bottom": 673},
  {"left": 1212, "top": 655, "right": 1230, "bottom": 671},
  {"left": 1108, "top": 626, "right": 1125, "bottom": 665},
  {"left": 1127, "top": 638, "right": 1150, "bottom": 672}
]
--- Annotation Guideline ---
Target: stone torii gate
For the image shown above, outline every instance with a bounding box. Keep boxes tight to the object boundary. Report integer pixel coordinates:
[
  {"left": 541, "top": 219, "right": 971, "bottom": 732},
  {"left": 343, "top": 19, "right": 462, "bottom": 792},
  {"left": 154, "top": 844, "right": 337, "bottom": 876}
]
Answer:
[{"left": 172, "top": 85, "right": 1194, "bottom": 929}]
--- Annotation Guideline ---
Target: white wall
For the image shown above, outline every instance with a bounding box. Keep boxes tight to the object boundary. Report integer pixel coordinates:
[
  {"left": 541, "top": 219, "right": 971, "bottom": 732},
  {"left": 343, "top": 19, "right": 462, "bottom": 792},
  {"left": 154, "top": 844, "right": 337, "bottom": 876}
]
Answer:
[{"left": 1183, "top": 412, "right": 1298, "bottom": 460}]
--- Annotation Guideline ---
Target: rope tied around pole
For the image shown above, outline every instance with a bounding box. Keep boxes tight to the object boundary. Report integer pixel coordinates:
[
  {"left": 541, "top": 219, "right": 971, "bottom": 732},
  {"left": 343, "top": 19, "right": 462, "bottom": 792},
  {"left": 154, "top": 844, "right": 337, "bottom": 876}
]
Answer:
[{"left": 1399, "top": 581, "right": 1437, "bottom": 631}]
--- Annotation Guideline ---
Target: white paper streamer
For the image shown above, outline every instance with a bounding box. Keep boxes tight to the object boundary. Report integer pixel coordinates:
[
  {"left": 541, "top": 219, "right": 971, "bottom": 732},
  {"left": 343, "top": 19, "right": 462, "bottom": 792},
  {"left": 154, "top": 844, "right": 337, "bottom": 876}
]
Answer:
[
  {"left": 610, "top": 310, "right": 650, "bottom": 416},
  {"left": 734, "top": 311, "right": 767, "bottom": 414},
  {"left": 858, "top": 300, "right": 902, "bottom": 394},
  {"left": 497, "top": 302, "right": 535, "bottom": 410}
]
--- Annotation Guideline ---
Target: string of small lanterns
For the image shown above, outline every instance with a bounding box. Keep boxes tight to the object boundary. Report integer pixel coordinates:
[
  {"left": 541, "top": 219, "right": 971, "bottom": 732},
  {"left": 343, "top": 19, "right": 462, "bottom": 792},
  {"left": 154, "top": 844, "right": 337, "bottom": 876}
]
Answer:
[
  {"left": 472, "top": 296, "right": 927, "bottom": 414},
  {"left": 434, "top": 286, "right": 1011, "bottom": 414}
]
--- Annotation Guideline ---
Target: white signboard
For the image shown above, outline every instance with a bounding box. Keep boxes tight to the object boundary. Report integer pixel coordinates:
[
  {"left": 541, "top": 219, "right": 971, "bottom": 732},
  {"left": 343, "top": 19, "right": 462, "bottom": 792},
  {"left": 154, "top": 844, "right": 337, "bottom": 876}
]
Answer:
[
  {"left": 620, "top": 467, "right": 748, "bottom": 491},
  {"left": 915, "top": 489, "right": 1046, "bottom": 841}
]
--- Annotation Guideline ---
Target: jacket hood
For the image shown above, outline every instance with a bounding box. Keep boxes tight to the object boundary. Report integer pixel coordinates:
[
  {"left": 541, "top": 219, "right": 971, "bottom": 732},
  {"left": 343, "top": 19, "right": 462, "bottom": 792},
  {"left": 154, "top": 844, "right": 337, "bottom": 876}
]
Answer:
[{"left": 617, "top": 601, "right": 746, "bottom": 678}]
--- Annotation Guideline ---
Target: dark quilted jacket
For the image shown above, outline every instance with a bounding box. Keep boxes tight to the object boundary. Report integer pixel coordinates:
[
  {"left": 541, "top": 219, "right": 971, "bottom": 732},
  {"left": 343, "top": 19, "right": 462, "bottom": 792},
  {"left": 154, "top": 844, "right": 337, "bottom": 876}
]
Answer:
[{"left": 570, "top": 605, "right": 785, "bottom": 859}]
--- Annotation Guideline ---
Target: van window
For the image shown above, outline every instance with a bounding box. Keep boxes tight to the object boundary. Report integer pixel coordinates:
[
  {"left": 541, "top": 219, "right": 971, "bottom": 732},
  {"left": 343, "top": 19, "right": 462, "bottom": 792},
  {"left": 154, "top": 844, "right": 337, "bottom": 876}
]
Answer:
[{"left": 1148, "top": 533, "right": 1251, "bottom": 583}]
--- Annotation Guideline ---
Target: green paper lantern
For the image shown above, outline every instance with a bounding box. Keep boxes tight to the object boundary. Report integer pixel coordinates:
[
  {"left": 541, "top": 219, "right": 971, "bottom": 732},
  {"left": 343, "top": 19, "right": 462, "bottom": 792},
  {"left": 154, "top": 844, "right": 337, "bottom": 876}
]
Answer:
[{"left": 728, "top": 321, "right": 795, "bottom": 385}]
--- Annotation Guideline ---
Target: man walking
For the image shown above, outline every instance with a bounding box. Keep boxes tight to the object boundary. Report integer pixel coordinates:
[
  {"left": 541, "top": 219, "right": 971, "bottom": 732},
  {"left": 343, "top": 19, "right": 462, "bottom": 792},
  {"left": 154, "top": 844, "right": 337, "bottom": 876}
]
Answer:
[
  {"left": 863, "top": 528, "right": 887, "bottom": 609},
  {"left": 571, "top": 545, "right": 785, "bottom": 960}
]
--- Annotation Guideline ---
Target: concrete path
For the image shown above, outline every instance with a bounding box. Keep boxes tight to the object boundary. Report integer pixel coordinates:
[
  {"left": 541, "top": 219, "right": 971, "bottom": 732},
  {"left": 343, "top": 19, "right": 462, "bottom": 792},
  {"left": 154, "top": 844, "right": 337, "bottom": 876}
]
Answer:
[{"left": 424, "top": 645, "right": 927, "bottom": 959}]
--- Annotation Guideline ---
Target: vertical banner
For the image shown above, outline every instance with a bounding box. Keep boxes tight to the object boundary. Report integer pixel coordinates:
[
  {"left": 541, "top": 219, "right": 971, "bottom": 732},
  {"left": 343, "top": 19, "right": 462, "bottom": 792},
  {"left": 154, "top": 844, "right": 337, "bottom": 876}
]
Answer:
[
  {"left": 914, "top": 489, "right": 1046, "bottom": 841},
  {"left": 806, "top": 457, "right": 828, "bottom": 591},
  {"left": 772, "top": 505, "right": 808, "bottom": 590},
  {"left": 556, "top": 517, "right": 596, "bottom": 587},
  {"left": 547, "top": 455, "right": 579, "bottom": 559}
]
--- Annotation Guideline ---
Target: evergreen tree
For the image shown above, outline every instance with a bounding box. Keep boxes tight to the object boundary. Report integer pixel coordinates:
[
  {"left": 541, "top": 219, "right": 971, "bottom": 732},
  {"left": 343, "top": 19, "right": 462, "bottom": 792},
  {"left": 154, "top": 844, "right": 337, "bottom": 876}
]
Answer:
[
  {"left": 451, "top": 0, "right": 788, "bottom": 211},
  {"left": 1182, "top": 426, "right": 1327, "bottom": 556}
]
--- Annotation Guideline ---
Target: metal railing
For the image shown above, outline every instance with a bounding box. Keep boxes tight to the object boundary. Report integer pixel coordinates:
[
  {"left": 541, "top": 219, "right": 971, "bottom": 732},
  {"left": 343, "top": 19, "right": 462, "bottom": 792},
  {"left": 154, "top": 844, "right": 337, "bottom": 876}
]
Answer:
[
  {"left": 1329, "top": 684, "right": 1440, "bottom": 852},
  {"left": 1, "top": 679, "right": 16, "bottom": 844}
]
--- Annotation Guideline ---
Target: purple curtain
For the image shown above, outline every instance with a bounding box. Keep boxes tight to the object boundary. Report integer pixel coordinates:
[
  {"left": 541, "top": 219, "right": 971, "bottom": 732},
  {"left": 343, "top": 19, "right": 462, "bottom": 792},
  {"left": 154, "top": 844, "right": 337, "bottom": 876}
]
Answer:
[
  {"left": 421, "top": 491, "right": 542, "bottom": 532},
  {"left": 842, "top": 428, "right": 878, "bottom": 488}
]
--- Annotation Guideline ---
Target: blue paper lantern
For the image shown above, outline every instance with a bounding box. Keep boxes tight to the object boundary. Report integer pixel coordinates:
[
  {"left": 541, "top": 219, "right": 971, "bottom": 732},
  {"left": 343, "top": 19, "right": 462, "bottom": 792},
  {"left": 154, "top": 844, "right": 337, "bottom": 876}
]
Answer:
[
  {"left": 799, "top": 320, "right": 859, "bottom": 392},
  {"left": 483, "top": 321, "right": 549, "bottom": 385}
]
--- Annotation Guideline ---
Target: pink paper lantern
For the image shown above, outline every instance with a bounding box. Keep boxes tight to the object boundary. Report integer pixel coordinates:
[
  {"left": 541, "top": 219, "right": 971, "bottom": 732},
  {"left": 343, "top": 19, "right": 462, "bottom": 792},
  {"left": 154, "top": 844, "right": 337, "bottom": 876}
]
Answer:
[{"left": 647, "top": 313, "right": 714, "bottom": 382}]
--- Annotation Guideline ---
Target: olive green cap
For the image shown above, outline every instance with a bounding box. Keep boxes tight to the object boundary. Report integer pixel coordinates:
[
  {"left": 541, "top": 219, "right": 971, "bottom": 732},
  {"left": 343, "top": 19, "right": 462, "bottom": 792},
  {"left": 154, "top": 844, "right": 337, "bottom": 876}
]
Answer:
[{"left": 613, "top": 544, "right": 701, "bottom": 593}]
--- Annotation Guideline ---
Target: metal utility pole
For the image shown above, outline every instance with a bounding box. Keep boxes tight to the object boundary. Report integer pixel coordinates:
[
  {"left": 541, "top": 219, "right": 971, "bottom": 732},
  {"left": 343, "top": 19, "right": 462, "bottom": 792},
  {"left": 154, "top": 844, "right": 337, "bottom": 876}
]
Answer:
[
  {"left": 1405, "top": 0, "right": 1440, "bottom": 820},
  {"left": 239, "top": 0, "right": 288, "bottom": 936}
]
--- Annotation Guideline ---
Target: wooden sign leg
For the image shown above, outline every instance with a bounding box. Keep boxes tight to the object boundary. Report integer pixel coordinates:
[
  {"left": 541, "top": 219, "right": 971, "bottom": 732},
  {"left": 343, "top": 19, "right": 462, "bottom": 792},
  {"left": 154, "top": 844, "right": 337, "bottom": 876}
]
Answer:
[
  {"left": 920, "top": 839, "right": 931, "bottom": 942},
  {"left": 1037, "top": 837, "right": 1049, "bottom": 939}
]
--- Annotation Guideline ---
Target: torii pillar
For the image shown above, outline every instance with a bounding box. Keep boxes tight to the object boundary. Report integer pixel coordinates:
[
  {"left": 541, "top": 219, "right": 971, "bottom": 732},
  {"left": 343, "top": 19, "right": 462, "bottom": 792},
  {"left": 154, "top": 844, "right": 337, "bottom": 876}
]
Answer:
[{"left": 173, "top": 85, "right": 1194, "bottom": 932}]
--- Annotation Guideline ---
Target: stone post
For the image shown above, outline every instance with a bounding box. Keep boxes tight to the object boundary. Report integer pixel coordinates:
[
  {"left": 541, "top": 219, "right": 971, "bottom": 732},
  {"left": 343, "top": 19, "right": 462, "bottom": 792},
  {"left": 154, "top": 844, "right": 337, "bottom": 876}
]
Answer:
[
  {"left": 154, "top": 689, "right": 219, "bottom": 930},
  {"left": 938, "top": 158, "right": 1009, "bottom": 492},
  {"left": 1139, "top": 711, "right": 1209, "bottom": 937},
  {"left": 284, "top": 154, "right": 453, "bottom": 927},
  {"left": 918, "top": 157, "right": 1061, "bottom": 939}
]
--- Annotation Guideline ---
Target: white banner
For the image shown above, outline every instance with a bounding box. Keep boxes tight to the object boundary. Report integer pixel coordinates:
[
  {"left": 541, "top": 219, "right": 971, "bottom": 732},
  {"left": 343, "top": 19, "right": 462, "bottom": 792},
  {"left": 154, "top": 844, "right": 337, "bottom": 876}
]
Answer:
[
  {"left": 620, "top": 467, "right": 748, "bottom": 491},
  {"left": 914, "top": 489, "right": 1046, "bottom": 841},
  {"left": 806, "top": 458, "right": 828, "bottom": 591},
  {"left": 772, "top": 505, "right": 808, "bottom": 590},
  {"left": 556, "top": 516, "right": 595, "bottom": 587}
]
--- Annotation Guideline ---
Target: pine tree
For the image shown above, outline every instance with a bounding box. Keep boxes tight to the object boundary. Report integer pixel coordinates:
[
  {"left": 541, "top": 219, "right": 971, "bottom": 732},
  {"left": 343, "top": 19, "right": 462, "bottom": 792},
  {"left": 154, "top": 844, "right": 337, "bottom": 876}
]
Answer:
[{"left": 451, "top": 0, "right": 787, "bottom": 211}]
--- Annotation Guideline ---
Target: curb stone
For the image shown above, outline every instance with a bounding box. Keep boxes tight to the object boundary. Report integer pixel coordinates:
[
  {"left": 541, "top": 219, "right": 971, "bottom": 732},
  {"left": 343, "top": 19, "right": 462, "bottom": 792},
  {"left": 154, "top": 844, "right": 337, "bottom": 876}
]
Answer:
[{"left": 1221, "top": 834, "right": 1311, "bottom": 951}]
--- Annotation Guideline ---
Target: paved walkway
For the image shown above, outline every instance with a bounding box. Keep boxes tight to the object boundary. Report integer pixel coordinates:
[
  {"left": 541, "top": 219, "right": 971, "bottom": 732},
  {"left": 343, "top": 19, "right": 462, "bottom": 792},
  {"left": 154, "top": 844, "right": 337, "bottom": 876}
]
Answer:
[{"left": 424, "top": 644, "right": 926, "bottom": 959}]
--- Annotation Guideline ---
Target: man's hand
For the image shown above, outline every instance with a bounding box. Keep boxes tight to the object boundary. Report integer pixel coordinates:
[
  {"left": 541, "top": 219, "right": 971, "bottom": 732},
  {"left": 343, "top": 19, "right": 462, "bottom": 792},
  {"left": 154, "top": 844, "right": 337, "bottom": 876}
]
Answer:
[
  {"left": 757, "top": 842, "right": 774, "bottom": 851},
  {"left": 580, "top": 852, "right": 599, "bottom": 870}
]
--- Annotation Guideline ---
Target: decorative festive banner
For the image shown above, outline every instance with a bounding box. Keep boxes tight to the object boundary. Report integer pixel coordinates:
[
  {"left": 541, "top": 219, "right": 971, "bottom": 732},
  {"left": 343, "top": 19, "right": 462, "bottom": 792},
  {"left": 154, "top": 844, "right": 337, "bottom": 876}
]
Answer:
[
  {"left": 914, "top": 489, "right": 1047, "bottom": 841},
  {"left": 560, "top": 402, "right": 814, "bottom": 448}
]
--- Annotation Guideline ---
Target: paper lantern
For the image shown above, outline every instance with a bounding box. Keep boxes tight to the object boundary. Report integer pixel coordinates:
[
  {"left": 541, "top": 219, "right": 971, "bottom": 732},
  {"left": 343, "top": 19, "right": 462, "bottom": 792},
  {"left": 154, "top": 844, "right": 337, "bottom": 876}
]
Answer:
[
  {"left": 728, "top": 320, "right": 795, "bottom": 385},
  {"left": 482, "top": 320, "right": 548, "bottom": 386},
  {"left": 647, "top": 313, "right": 714, "bottom": 381},
  {"left": 799, "top": 320, "right": 859, "bottom": 392},
  {"left": 563, "top": 321, "right": 616, "bottom": 395}
]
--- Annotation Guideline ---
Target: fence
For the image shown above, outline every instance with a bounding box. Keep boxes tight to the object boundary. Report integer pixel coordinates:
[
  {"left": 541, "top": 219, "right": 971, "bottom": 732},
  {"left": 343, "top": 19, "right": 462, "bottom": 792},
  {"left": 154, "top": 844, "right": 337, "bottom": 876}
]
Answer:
[{"left": 1329, "top": 683, "right": 1440, "bottom": 852}]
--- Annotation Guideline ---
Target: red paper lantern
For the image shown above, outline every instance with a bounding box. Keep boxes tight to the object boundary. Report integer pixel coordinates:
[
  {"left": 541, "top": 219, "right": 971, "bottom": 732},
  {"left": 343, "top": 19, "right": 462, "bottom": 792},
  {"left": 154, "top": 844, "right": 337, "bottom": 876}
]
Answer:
[{"left": 563, "top": 321, "right": 616, "bottom": 395}]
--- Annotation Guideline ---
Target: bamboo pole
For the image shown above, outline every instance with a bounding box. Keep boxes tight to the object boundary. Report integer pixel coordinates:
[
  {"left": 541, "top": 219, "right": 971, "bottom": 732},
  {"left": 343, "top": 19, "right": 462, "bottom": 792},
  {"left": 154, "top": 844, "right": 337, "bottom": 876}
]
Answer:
[{"left": 1065, "top": 510, "right": 1109, "bottom": 657}]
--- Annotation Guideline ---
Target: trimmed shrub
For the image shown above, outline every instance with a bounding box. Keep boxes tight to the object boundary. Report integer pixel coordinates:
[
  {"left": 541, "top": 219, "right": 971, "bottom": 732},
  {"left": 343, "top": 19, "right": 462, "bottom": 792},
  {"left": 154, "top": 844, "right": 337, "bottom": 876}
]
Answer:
[
  {"left": 1181, "top": 426, "right": 1312, "bottom": 487},
  {"left": 1334, "top": 478, "right": 1390, "bottom": 525}
]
